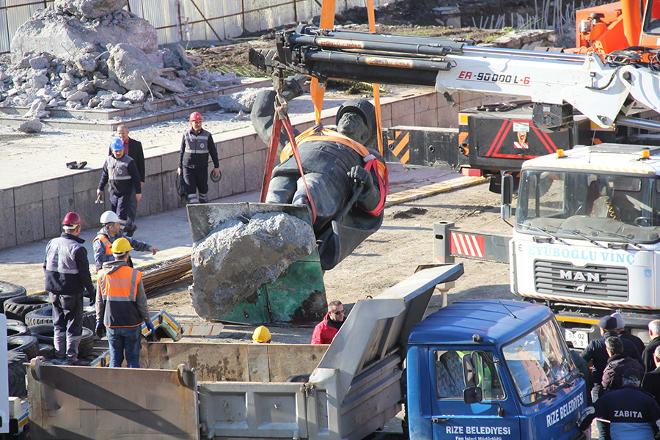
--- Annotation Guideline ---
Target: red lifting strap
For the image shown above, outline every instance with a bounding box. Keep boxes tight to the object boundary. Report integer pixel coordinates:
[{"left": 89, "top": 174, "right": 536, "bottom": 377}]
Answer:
[
  {"left": 364, "top": 156, "right": 388, "bottom": 216},
  {"left": 260, "top": 113, "right": 318, "bottom": 224}
]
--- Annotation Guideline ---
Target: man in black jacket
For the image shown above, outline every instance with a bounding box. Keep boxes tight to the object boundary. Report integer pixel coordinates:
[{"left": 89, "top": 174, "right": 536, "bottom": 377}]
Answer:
[
  {"left": 601, "top": 336, "right": 644, "bottom": 393},
  {"left": 98, "top": 138, "right": 142, "bottom": 236},
  {"left": 177, "top": 112, "right": 220, "bottom": 204},
  {"left": 642, "top": 345, "right": 660, "bottom": 406},
  {"left": 43, "top": 212, "right": 95, "bottom": 364},
  {"left": 110, "top": 125, "right": 145, "bottom": 183},
  {"left": 643, "top": 320, "right": 660, "bottom": 373}
]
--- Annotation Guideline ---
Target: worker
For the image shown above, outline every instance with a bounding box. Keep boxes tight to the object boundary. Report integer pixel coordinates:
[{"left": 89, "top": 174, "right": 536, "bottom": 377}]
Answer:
[
  {"left": 43, "top": 212, "right": 95, "bottom": 365},
  {"left": 642, "top": 346, "right": 660, "bottom": 406},
  {"left": 110, "top": 124, "right": 145, "bottom": 200},
  {"left": 95, "top": 238, "right": 154, "bottom": 368},
  {"left": 251, "top": 79, "right": 387, "bottom": 270},
  {"left": 578, "top": 368, "right": 660, "bottom": 440},
  {"left": 601, "top": 336, "right": 644, "bottom": 393},
  {"left": 93, "top": 210, "right": 158, "bottom": 271},
  {"left": 177, "top": 112, "right": 220, "bottom": 204},
  {"left": 611, "top": 312, "right": 645, "bottom": 356},
  {"left": 98, "top": 137, "right": 142, "bottom": 236},
  {"left": 252, "top": 325, "right": 272, "bottom": 344},
  {"left": 643, "top": 320, "right": 660, "bottom": 373},
  {"left": 311, "top": 300, "right": 344, "bottom": 344}
]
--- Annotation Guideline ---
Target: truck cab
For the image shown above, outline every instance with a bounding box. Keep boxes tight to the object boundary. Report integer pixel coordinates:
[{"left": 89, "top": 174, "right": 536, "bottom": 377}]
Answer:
[
  {"left": 508, "top": 144, "right": 660, "bottom": 346},
  {"left": 406, "top": 300, "right": 587, "bottom": 440}
]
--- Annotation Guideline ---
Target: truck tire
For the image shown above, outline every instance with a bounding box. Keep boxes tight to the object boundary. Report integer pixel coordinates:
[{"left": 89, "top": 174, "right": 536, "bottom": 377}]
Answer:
[
  {"left": 0, "top": 281, "right": 27, "bottom": 313},
  {"left": 25, "top": 302, "right": 96, "bottom": 330},
  {"left": 78, "top": 327, "right": 95, "bottom": 357},
  {"left": 27, "top": 324, "right": 55, "bottom": 345},
  {"left": 6, "top": 321, "right": 29, "bottom": 337},
  {"left": 8, "top": 351, "right": 27, "bottom": 398},
  {"left": 4, "top": 294, "right": 50, "bottom": 322},
  {"left": 38, "top": 343, "right": 55, "bottom": 358},
  {"left": 8, "top": 335, "right": 39, "bottom": 360}
]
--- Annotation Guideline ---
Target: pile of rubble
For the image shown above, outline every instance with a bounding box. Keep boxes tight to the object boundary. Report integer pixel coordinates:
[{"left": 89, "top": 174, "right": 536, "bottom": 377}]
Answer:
[{"left": 0, "top": 0, "right": 238, "bottom": 132}]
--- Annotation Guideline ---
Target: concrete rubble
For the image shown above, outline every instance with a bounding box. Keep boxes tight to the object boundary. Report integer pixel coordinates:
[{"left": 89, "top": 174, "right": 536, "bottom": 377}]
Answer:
[
  {"left": 190, "top": 212, "right": 316, "bottom": 320},
  {"left": 0, "top": 0, "right": 240, "bottom": 126}
]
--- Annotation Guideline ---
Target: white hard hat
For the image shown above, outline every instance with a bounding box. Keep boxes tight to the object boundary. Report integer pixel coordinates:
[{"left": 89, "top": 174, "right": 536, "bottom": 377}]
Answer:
[{"left": 100, "top": 211, "right": 124, "bottom": 224}]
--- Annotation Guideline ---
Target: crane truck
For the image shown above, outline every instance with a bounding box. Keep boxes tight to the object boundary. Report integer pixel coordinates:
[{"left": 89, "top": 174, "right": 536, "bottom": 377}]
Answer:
[{"left": 248, "top": 23, "right": 660, "bottom": 344}]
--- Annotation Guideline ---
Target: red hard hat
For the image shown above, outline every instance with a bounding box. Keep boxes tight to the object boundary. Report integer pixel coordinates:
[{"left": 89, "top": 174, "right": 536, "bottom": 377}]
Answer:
[
  {"left": 61, "top": 211, "right": 81, "bottom": 226},
  {"left": 189, "top": 112, "right": 203, "bottom": 122}
]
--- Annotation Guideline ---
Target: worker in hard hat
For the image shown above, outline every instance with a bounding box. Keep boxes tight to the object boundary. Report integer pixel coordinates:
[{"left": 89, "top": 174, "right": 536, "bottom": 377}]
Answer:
[
  {"left": 44, "top": 212, "right": 95, "bottom": 365},
  {"left": 251, "top": 77, "right": 387, "bottom": 270},
  {"left": 177, "top": 112, "right": 221, "bottom": 204},
  {"left": 93, "top": 210, "right": 158, "bottom": 271},
  {"left": 252, "top": 325, "right": 272, "bottom": 344},
  {"left": 96, "top": 237, "right": 154, "bottom": 368},
  {"left": 98, "top": 137, "right": 142, "bottom": 236}
]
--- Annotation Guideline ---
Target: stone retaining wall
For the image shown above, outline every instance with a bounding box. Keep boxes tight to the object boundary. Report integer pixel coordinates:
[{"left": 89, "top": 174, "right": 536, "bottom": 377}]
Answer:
[{"left": 0, "top": 89, "right": 504, "bottom": 250}]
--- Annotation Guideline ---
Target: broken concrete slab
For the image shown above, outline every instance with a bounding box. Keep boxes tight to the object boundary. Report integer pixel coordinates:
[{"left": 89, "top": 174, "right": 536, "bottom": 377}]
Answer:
[
  {"left": 106, "top": 43, "right": 158, "bottom": 92},
  {"left": 17, "top": 118, "right": 43, "bottom": 133},
  {"left": 190, "top": 212, "right": 316, "bottom": 320},
  {"left": 151, "top": 76, "right": 187, "bottom": 94}
]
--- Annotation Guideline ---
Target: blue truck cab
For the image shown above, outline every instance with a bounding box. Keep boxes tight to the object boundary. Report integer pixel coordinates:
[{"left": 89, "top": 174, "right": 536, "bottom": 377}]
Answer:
[{"left": 407, "top": 300, "right": 587, "bottom": 440}]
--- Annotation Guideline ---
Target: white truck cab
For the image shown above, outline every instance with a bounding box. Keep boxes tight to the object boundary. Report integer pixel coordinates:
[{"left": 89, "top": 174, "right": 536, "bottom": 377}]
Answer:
[{"left": 508, "top": 143, "right": 660, "bottom": 347}]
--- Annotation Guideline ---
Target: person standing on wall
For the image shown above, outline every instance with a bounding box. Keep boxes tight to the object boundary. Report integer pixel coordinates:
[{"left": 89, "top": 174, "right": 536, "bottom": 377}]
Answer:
[
  {"left": 177, "top": 112, "right": 220, "bottom": 204},
  {"left": 110, "top": 125, "right": 145, "bottom": 236}
]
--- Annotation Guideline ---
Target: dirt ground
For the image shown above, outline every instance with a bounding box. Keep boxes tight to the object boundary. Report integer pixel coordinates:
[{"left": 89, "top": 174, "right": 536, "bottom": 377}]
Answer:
[{"left": 148, "top": 182, "right": 514, "bottom": 344}]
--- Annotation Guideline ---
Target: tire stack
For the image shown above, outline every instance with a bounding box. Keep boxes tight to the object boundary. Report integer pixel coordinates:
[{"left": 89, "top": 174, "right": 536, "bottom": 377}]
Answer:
[{"left": 4, "top": 283, "right": 97, "bottom": 394}]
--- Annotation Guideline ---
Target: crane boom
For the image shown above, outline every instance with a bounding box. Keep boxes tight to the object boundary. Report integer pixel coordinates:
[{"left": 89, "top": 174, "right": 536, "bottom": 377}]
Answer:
[{"left": 251, "top": 25, "right": 660, "bottom": 131}]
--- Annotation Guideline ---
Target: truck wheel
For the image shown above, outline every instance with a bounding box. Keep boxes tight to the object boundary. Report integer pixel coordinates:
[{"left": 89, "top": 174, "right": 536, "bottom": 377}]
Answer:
[
  {"left": 8, "top": 335, "right": 39, "bottom": 360},
  {"left": 28, "top": 324, "right": 55, "bottom": 345},
  {"left": 0, "top": 281, "right": 27, "bottom": 313},
  {"left": 38, "top": 343, "right": 55, "bottom": 358},
  {"left": 78, "top": 327, "right": 95, "bottom": 357},
  {"left": 25, "top": 303, "right": 96, "bottom": 330},
  {"left": 8, "top": 351, "right": 27, "bottom": 397},
  {"left": 6, "top": 321, "right": 30, "bottom": 337},
  {"left": 4, "top": 294, "right": 50, "bottom": 322}
]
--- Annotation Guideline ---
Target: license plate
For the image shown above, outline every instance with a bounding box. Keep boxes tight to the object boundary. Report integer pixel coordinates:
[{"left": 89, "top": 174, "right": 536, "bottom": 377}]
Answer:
[{"left": 564, "top": 329, "right": 589, "bottom": 349}]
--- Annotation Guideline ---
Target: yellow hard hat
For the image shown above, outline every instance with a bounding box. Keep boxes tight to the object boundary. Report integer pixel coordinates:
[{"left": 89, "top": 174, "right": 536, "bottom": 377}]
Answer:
[
  {"left": 111, "top": 237, "right": 133, "bottom": 254},
  {"left": 252, "top": 325, "right": 271, "bottom": 343}
]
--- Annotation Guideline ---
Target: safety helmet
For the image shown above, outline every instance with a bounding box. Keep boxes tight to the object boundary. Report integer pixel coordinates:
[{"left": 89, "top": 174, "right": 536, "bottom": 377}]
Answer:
[
  {"left": 100, "top": 210, "right": 124, "bottom": 225},
  {"left": 252, "top": 325, "right": 272, "bottom": 343},
  {"left": 61, "top": 211, "right": 81, "bottom": 226},
  {"left": 111, "top": 237, "right": 133, "bottom": 254},
  {"left": 335, "top": 99, "right": 377, "bottom": 147},
  {"left": 110, "top": 137, "right": 124, "bottom": 152},
  {"left": 189, "top": 111, "right": 203, "bottom": 122}
]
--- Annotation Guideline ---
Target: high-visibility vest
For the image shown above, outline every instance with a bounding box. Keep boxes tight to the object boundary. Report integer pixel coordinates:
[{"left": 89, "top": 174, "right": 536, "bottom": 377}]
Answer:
[
  {"left": 99, "top": 266, "right": 142, "bottom": 302},
  {"left": 94, "top": 234, "right": 112, "bottom": 258}
]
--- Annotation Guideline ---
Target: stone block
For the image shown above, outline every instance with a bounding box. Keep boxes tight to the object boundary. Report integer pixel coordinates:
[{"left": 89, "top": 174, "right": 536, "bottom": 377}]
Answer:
[
  {"left": 415, "top": 108, "right": 439, "bottom": 127},
  {"left": 0, "top": 190, "right": 16, "bottom": 248},
  {"left": 42, "top": 180, "right": 59, "bottom": 200},
  {"left": 144, "top": 156, "right": 162, "bottom": 177},
  {"left": 74, "top": 189, "right": 105, "bottom": 229},
  {"left": 57, "top": 177, "right": 74, "bottom": 196},
  {"left": 43, "top": 197, "right": 61, "bottom": 238},
  {"left": 218, "top": 138, "right": 243, "bottom": 159},
  {"left": 437, "top": 106, "right": 460, "bottom": 128},
  {"left": 138, "top": 175, "right": 163, "bottom": 216},
  {"left": 391, "top": 98, "right": 414, "bottom": 121},
  {"left": 162, "top": 171, "right": 184, "bottom": 211},
  {"left": 15, "top": 201, "right": 44, "bottom": 245},
  {"left": 394, "top": 113, "right": 415, "bottom": 127},
  {"left": 219, "top": 154, "right": 246, "bottom": 197},
  {"left": 161, "top": 151, "right": 180, "bottom": 172},
  {"left": 58, "top": 194, "right": 76, "bottom": 220},
  {"left": 243, "top": 150, "right": 266, "bottom": 192},
  {"left": 414, "top": 93, "right": 436, "bottom": 114},
  {"left": 14, "top": 182, "right": 43, "bottom": 205},
  {"left": 243, "top": 133, "right": 264, "bottom": 154},
  {"left": 379, "top": 103, "right": 392, "bottom": 123},
  {"left": 73, "top": 170, "right": 101, "bottom": 192}
]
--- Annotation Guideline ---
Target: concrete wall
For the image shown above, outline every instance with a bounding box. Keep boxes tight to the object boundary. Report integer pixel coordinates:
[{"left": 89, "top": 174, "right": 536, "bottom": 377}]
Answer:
[{"left": 0, "top": 89, "right": 507, "bottom": 251}]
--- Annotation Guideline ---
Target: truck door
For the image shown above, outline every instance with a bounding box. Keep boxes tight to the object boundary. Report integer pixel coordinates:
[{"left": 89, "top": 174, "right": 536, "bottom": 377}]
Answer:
[{"left": 430, "top": 348, "right": 521, "bottom": 440}]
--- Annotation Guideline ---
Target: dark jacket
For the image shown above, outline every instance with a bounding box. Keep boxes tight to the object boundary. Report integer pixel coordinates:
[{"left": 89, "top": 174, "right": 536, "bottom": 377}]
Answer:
[
  {"left": 583, "top": 331, "right": 641, "bottom": 386},
  {"left": 642, "top": 366, "right": 660, "bottom": 406},
  {"left": 643, "top": 336, "right": 660, "bottom": 373},
  {"left": 310, "top": 312, "right": 340, "bottom": 344},
  {"left": 108, "top": 138, "right": 145, "bottom": 182},
  {"left": 179, "top": 128, "right": 219, "bottom": 169},
  {"left": 96, "top": 260, "right": 149, "bottom": 328},
  {"left": 622, "top": 332, "right": 646, "bottom": 360},
  {"left": 43, "top": 233, "right": 94, "bottom": 298},
  {"left": 98, "top": 154, "right": 142, "bottom": 196},
  {"left": 601, "top": 354, "right": 645, "bottom": 392},
  {"left": 586, "top": 386, "right": 660, "bottom": 440}
]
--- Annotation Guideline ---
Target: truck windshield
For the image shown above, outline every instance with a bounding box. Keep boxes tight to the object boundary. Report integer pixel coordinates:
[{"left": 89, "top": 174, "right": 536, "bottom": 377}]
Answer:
[
  {"left": 517, "top": 170, "right": 660, "bottom": 244},
  {"left": 502, "top": 319, "right": 573, "bottom": 405}
]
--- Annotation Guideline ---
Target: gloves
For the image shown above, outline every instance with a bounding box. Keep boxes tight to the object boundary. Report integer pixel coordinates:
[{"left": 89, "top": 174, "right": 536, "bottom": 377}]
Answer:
[
  {"left": 95, "top": 322, "right": 104, "bottom": 339},
  {"left": 347, "top": 166, "right": 373, "bottom": 189},
  {"left": 145, "top": 320, "right": 155, "bottom": 333}
]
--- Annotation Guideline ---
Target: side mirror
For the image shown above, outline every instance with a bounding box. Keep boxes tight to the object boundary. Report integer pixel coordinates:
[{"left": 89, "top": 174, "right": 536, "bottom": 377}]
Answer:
[
  {"left": 501, "top": 174, "right": 513, "bottom": 220},
  {"left": 463, "top": 386, "right": 483, "bottom": 404}
]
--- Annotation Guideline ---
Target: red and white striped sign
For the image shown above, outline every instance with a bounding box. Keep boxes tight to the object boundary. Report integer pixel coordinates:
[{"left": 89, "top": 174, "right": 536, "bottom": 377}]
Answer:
[{"left": 450, "top": 232, "right": 486, "bottom": 258}]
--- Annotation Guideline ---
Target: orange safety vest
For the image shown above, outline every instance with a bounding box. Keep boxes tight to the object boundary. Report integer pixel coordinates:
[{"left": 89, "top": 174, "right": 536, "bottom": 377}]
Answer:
[
  {"left": 94, "top": 234, "right": 112, "bottom": 257},
  {"left": 99, "top": 266, "right": 142, "bottom": 303},
  {"left": 279, "top": 127, "right": 388, "bottom": 180}
]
